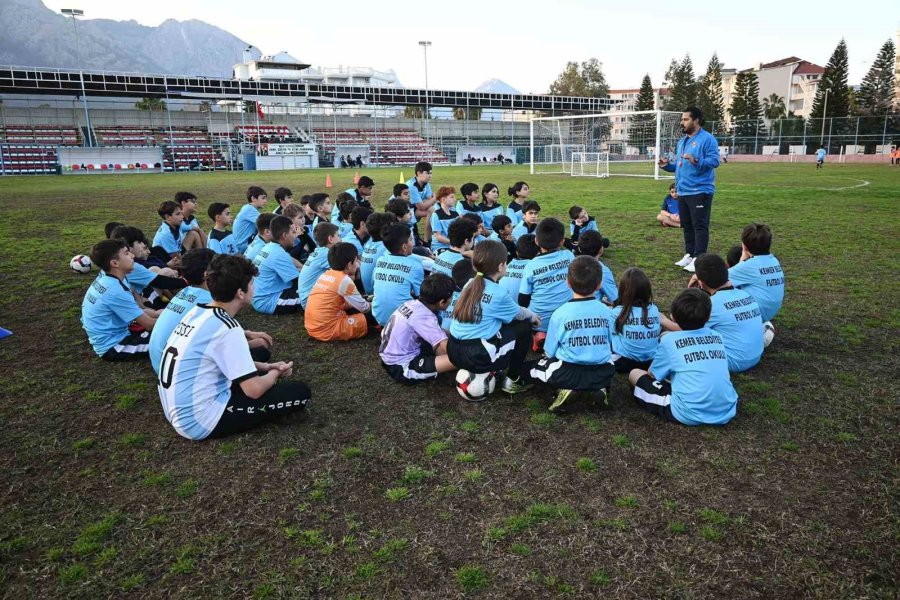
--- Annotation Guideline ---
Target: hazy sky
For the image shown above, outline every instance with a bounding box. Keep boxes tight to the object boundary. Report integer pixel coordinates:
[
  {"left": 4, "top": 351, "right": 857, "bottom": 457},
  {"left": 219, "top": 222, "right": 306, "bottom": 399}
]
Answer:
[{"left": 43, "top": 0, "right": 898, "bottom": 92}]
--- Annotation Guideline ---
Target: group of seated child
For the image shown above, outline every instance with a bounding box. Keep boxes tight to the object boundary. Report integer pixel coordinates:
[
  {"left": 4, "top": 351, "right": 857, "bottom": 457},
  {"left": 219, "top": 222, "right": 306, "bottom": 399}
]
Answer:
[{"left": 80, "top": 161, "right": 785, "bottom": 440}]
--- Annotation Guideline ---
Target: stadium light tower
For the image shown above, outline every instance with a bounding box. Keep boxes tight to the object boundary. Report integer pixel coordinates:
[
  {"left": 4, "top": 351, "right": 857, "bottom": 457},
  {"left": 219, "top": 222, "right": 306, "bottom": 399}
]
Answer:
[
  {"left": 62, "top": 8, "right": 93, "bottom": 147},
  {"left": 819, "top": 88, "right": 829, "bottom": 146},
  {"left": 419, "top": 41, "right": 432, "bottom": 146}
]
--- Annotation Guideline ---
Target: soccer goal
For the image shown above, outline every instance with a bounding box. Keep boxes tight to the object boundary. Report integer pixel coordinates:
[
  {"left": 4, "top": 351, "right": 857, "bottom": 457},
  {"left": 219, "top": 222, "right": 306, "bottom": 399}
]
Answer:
[{"left": 530, "top": 110, "right": 682, "bottom": 179}]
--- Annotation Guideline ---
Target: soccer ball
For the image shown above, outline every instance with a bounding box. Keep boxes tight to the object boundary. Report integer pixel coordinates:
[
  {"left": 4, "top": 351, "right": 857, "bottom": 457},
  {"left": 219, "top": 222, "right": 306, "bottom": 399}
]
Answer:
[
  {"left": 70, "top": 254, "right": 92, "bottom": 274},
  {"left": 455, "top": 369, "right": 497, "bottom": 402}
]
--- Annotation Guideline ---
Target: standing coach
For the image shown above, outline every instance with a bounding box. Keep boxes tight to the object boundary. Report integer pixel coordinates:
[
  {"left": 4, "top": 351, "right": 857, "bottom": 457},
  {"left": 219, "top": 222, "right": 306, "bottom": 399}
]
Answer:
[{"left": 659, "top": 107, "right": 720, "bottom": 273}]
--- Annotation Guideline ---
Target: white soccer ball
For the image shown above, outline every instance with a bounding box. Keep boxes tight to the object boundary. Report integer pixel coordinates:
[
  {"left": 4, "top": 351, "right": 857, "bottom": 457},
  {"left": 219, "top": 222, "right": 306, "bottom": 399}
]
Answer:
[
  {"left": 455, "top": 369, "right": 497, "bottom": 402},
  {"left": 70, "top": 254, "right": 92, "bottom": 274}
]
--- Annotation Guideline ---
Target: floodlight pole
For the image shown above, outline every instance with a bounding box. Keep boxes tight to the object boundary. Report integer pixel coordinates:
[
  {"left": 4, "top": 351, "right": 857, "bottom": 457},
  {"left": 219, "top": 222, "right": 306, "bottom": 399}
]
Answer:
[
  {"left": 819, "top": 89, "right": 829, "bottom": 145},
  {"left": 63, "top": 8, "right": 93, "bottom": 147},
  {"left": 419, "top": 41, "right": 431, "bottom": 147}
]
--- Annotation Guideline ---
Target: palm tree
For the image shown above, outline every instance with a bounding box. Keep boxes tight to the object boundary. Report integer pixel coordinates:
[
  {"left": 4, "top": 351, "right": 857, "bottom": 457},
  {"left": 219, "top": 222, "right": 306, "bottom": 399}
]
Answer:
[
  {"left": 134, "top": 97, "right": 167, "bottom": 130},
  {"left": 762, "top": 93, "right": 786, "bottom": 121}
]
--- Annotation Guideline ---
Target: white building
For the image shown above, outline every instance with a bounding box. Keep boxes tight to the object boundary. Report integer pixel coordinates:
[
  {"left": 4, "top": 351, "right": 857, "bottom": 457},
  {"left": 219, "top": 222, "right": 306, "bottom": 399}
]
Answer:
[{"left": 607, "top": 87, "right": 671, "bottom": 139}]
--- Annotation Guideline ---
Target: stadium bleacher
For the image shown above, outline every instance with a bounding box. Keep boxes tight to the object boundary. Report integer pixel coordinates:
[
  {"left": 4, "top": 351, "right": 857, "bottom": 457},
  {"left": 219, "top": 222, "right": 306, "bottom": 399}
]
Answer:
[{"left": 312, "top": 128, "right": 449, "bottom": 165}]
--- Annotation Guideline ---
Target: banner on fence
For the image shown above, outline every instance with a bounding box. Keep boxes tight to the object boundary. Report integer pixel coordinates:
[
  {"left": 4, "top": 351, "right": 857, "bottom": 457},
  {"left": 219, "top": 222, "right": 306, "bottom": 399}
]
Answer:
[{"left": 257, "top": 143, "right": 317, "bottom": 157}]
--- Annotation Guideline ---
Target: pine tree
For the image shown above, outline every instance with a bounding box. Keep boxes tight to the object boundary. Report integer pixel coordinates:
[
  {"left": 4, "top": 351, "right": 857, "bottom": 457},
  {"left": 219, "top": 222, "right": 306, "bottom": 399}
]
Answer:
[
  {"left": 809, "top": 39, "right": 851, "bottom": 119},
  {"left": 629, "top": 74, "right": 656, "bottom": 149},
  {"left": 857, "top": 39, "right": 896, "bottom": 116},
  {"left": 729, "top": 71, "right": 764, "bottom": 146},
  {"left": 695, "top": 54, "right": 726, "bottom": 130},
  {"left": 665, "top": 55, "right": 698, "bottom": 111}
]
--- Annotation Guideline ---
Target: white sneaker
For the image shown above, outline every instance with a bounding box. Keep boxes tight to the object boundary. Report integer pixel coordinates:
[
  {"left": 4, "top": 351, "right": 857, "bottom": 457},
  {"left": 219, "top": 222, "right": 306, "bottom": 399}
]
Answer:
[
  {"left": 683, "top": 258, "right": 696, "bottom": 272},
  {"left": 763, "top": 321, "right": 775, "bottom": 347},
  {"left": 674, "top": 253, "right": 692, "bottom": 267}
]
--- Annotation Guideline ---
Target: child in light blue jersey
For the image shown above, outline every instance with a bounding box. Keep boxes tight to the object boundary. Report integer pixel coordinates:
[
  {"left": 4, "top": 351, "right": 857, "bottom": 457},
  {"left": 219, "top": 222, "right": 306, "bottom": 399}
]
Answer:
[
  {"left": 232, "top": 185, "right": 268, "bottom": 254},
  {"left": 511, "top": 200, "right": 540, "bottom": 242},
  {"left": 81, "top": 239, "right": 157, "bottom": 360},
  {"left": 151, "top": 201, "right": 185, "bottom": 260},
  {"left": 308, "top": 193, "right": 333, "bottom": 242},
  {"left": 505, "top": 181, "right": 530, "bottom": 226},
  {"left": 296, "top": 222, "right": 341, "bottom": 310},
  {"left": 429, "top": 186, "right": 459, "bottom": 253},
  {"left": 728, "top": 223, "right": 785, "bottom": 326},
  {"left": 692, "top": 254, "right": 764, "bottom": 373},
  {"left": 448, "top": 240, "right": 540, "bottom": 395},
  {"left": 360, "top": 212, "right": 399, "bottom": 294},
  {"left": 479, "top": 183, "right": 503, "bottom": 230},
  {"left": 656, "top": 183, "right": 681, "bottom": 228},
  {"left": 110, "top": 225, "right": 186, "bottom": 309},
  {"left": 406, "top": 162, "right": 437, "bottom": 245},
  {"left": 501, "top": 234, "right": 538, "bottom": 301},
  {"left": 175, "top": 191, "right": 207, "bottom": 251},
  {"left": 432, "top": 218, "right": 478, "bottom": 277},
  {"left": 207, "top": 202, "right": 238, "bottom": 255},
  {"left": 568, "top": 205, "right": 602, "bottom": 245},
  {"left": 440, "top": 258, "right": 475, "bottom": 332},
  {"left": 342, "top": 206, "right": 372, "bottom": 255},
  {"left": 251, "top": 216, "right": 302, "bottom": 314},
  {"left": 610, "top": 267, "right": 661, "bottom": 373},
  {"left": 336, "top": 175, "right": 374, "bottom": 220},
  {"left": 489, "top": 214, "right": 516, "bottom": 262},
  {"left": 372, "top": 224, "right": 425, "bottom": 326},
  {"left": 528, "top": 255, "right": 615, "bottom": 412},
  {"left": 460, "top": 212, "right": 489, "bottom": 246},
  {"left": 629, "top": 288, "right": 739, "bottom": 426},
  {"left": 519, "top": 218, "right": 575, "bottom": 335},
  {"left": 243, "top": 213, "right": 276, "bottom": 263},
  {"left": 578, "top": 230, "right": 617, "bottom": 305},
  {"left": 456, "top": 183, "right": 482, "bottom": 219},
  {"left": 334, "top": 193, "right": 358, "bottom": 238}
]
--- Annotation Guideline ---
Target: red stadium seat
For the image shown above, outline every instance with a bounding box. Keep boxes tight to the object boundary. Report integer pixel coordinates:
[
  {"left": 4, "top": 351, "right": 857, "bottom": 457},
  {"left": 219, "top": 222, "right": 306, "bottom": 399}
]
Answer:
[
  {"left": 114, "top": 164, "right": 122, "bottom": 170},
  {"left": 71, "top": 164, "right": 80, "bottom": 171},
  {"left": 100, "top": 164, "right": 108, "bottom": 170},
  {"left": 87, "top": 164, "right": 95, "bottom": 170}
]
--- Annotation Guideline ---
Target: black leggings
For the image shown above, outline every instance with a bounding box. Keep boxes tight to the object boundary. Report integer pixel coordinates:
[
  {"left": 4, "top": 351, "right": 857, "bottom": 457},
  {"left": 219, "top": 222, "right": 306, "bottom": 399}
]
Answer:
[{"left": 208, "top": 379, "right": 311, "bottom": 438}]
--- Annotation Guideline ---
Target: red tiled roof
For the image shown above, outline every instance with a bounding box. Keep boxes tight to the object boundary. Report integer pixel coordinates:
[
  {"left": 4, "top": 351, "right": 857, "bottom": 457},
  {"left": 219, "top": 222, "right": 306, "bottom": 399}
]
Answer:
[
  {"left": 760, "top": 56, "right": 802, "bottom": 69},
  {"left": 793, "top": 61, "right": 824, "bottom": 75}
]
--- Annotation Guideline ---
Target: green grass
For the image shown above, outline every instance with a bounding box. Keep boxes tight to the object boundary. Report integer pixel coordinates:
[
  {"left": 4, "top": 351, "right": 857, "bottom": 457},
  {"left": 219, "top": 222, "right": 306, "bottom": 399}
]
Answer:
[
  {"left": 1, "top": 163, "right": 897, "bottom": 598},
  {"left": 455, "top": 565, "right": 489, "bottom": 593}
]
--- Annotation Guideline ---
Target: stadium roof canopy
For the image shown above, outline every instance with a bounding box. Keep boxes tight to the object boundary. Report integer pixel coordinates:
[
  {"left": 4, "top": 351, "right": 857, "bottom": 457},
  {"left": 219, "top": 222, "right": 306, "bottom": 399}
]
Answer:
[{"left": 0, "top": 66, "right": 618, "bottom": 113}]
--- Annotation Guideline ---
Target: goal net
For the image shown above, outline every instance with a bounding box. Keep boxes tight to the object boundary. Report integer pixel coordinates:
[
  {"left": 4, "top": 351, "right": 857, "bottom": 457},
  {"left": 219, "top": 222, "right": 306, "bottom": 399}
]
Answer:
[{"left": 530, "top": 110, "right": 681, "bottom": 179}]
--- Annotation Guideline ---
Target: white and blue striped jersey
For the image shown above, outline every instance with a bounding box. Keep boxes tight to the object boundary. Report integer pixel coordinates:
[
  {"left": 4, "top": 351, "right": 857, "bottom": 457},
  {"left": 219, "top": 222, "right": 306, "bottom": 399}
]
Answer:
[{"left": 157, "top": 305, "right": 256, "bottom": 441}]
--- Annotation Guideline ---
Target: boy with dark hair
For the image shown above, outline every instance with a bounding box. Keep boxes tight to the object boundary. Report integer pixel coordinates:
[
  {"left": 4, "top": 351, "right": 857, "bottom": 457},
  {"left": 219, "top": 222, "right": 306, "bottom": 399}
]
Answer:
[
  {"left": 380, "top": 272, "right": 458, "bottom": 384},
  {"left": 385, "top": 197, "right": 412, "bottom": 225},
  {"left": 372, "top": 224, "right": 426, "bottom": 325},
  {"left": 282, "top": 204, "right": 315, "bottom": 265},
  {"left": 341, "top": 175, "right": 374, "bottom": 216},
  {"left": 81, "top": 239, "right": 157, "bottom": 360},
  {"left": 111, "top": 225, "right": 185, "bottom": 307},
  {"left": 690, "top": 253, "right": 764, "bottom": 372},
  {"left": 150, "top": 249, "right": 271, "bottom": 373},
  {"left": 343, "top": 206, "right": 373, "bottom": 254},
  {"left": 157, "top": 254, "right": 311, "bottom": 441},
  {"left": 656, "top": 183, "right": 681, "bottom": 228},
  {"left": 305, "top": 243, "right": 374, "bottom": 341},
  {"left": 244, "top": 213, "right": 277, "bottom": 263},
  {"left": 233, "top": 186, "right": 268, "bottom": 254},
  {"left": 489, "top": 214, "right": 516, "bottom": 261},
  {"left": 105, "top": 222, "right": 125, "bottom": 239},
  {"left": 527, "top": 255, "right": 615, "bottom": 412},
  {"left": 152, "top": 201, "right": 185, "bottom": 260},
  {"left": 725, "top": 245, "right": 743, "bottom": 269},
  {"left": 252, "top": 216, "right": 302, "bottom": 314},
  {"left": 299, "top": 194, "right": 315, "bottom": 223},
  {"left": 501, "top": 233, "right": 538, "bottom": 300},
  {"left": 512, "top": 200, "right": 540, "bottom": 242},
  {"left": 456, "top": 183, "right": 481, "bottom": 218},
  {"left": 273, "top": 187, "right": 293, "bottom": 215},
  {"left": 727, "top": 223, "right": 785, "bottom": 325},
  {"left": 297, "top": 222, "right": 341, "bottom": 310},
  {"left": 406, "top": 162, "right": 436, "bottom": 245},
  {"left": 389, "top": 182, "right": 418, "bottom": 240},
  {"left": 628, "top": 288, "right": 738, "bottom": 426},
  {"left": 440, "top": 259, "right": 476, "bottom": 331},
  {"left": 578, "top": 230, "right": 618, "bottom": 304},
  {"left": 360, "top": 212, "right": 399, "bottom": 294},
  {"left": 207, "top": 202, "right": 238, "bottom": 255},
  {"left": 460, "top": 212, "right": 489, "bottom": 245},
  {"left": 309, "top": 192, "right": 333, "bottom": 235},
  {"left": 175, "top": 191, "right": 207, "bottom": 250},
  {"left": 519, "top": 218, "right": 575, "bottom": 336},
  {"left": 432, "top": 218, "right": 478, "bottom": 277},
  {"left": 568, "top": 205, "right": 601, "bottom": 242}
]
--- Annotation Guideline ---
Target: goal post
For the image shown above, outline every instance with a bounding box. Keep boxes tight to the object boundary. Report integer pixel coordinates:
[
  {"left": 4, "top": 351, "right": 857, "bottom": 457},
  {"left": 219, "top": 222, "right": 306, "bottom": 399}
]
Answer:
[{"left": 530, "top": 110, "right": 681, "bottom": 179}]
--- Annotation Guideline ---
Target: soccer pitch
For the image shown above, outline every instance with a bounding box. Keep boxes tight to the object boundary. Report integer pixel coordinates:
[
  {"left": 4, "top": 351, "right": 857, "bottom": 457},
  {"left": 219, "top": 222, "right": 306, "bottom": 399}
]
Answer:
[{"left": 0, "top": 163, "right": 897, "bottom": 597}]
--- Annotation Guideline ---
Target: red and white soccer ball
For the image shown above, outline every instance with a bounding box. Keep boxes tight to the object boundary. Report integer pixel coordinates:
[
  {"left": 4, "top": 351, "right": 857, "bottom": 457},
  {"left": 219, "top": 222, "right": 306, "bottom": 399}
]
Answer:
[
  {"left": 70, "top": 254, "right": 92, "bottom": 274},
  {"left": 455, "top": 369, "right": 497, "bottom": 402}
]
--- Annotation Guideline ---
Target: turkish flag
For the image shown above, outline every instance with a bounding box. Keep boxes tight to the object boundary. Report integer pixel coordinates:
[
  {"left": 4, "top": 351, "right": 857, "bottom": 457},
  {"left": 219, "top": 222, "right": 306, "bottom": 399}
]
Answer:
[{"left": 257, "top": 102, "right": 265, "bottom": 120}]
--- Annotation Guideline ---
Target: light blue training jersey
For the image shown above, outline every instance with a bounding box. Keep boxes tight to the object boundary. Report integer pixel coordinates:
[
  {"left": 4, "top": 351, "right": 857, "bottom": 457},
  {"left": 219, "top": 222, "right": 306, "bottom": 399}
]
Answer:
[
  {"left": 707, "top": 287, "right": 764, "bottom": 373},
  {"left": 360, "top": 239, "right": 387, "bottom": 294},
  {"left": 251, "top": 242, "right": 300, "bottom": 314},
  {"left": 232, "top": 204, "right": 261, "bottom": 254},
  {"left": 152, "top": 222, "right": 184, "bottom": 255},
  {"left": 728, "top": 254, "right": 784, "bottom": 322},
  {"left": 520, "top": 248, "right": 575, "bottom": 332},
  {"left": 372, "top": 253, "right": 425, "bottom": 326},
  {"left": 500, "top": 258, "right": 531, "bottom": 301},
  {"left": 449, "top": 277, "right": 521, "bottom": 340},
  {"left": 296, "top": 245, "right": 331, "bottom": 310},
  {"left": 431, "top": 250, "right": 465, "bottom": 277},
  {"left": 545, "top": 297, "right": 614, "bottom": 365},
  {"left": 81, "top": 271, "right": 145, "bottom": 356},
  {"left": 609, "top": 304, "right": 661, "bottom": 362}
]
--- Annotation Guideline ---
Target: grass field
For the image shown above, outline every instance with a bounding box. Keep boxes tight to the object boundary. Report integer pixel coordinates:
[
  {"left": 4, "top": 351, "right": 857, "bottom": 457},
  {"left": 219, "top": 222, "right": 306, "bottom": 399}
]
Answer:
[{"left": 0, "top": 163, "right": 897, "bottom": 598}]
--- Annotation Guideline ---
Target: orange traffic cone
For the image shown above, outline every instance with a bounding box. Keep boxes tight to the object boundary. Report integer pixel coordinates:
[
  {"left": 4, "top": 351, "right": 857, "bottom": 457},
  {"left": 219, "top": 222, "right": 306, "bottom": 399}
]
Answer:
[
  {"left": 325, "top": 174, "right": 333, "bottom": 188},
  {"left": 353, "top": 171, "right": 360, "bottom": 184}
]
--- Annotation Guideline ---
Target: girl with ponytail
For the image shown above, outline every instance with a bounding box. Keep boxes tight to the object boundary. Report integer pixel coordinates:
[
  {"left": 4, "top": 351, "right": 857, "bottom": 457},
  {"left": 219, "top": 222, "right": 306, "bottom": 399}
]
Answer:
[
  {"left": 448, "top": 241, "right": 539, "bottom": 394},
  {"left": 505, "top": 181, "right": 530, "bottom": 226}
]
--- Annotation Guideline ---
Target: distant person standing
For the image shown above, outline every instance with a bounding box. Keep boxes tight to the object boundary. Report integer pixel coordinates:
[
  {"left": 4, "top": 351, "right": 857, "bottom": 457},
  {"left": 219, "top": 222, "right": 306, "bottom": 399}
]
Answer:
[
  {"left": 659, "top": 107, "right": 720, "bottom": 273},
  {"left": 816, "top": 146, "right": 826, "bottom": 170}
]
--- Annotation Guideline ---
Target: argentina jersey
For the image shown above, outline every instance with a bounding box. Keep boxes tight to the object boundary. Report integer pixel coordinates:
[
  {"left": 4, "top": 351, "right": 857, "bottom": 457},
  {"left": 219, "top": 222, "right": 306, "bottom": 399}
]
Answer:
[
  {"left": 148, "top": 285, "right": 213, "bottom": 374},
  {"left": 520, "top": 248, "right": 575, "bottom": 331},
  {"left": 157, "top": 305, "right": 257, "bottom": 441},
  {"left": 545, "top": 298, "right": 614, "bottom": 365}
]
